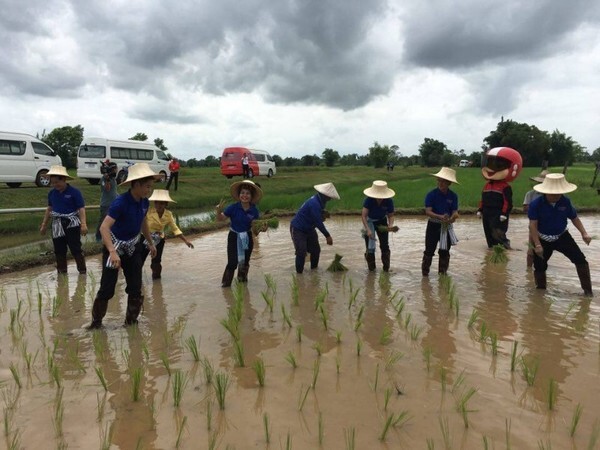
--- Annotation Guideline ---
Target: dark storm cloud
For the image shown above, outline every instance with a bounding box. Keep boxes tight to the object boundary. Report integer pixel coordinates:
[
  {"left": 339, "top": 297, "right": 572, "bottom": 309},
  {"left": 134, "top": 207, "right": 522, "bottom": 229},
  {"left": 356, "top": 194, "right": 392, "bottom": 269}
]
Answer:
[
  {"left": 403, "top": 0, "right": 600, "bottom": 68},
  {"left": 130, "top": 103, "right": 207, "bottom": 125}
]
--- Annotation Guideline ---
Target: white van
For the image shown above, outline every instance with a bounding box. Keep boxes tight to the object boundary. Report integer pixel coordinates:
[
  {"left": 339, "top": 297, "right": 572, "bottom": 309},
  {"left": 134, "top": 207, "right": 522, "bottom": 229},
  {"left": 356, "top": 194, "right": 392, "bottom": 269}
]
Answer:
[
  {"left": 250, "top": 149, "right": 277, "bottom": 178},
  {"left": 77, "top": 137, "right": 170, "bottom": 184},
  {"left": 0, "top": 132, "right": 62, "bottom": 188},
  {"left": 459, "top": 160, "right": 471, "bottom": 167}
]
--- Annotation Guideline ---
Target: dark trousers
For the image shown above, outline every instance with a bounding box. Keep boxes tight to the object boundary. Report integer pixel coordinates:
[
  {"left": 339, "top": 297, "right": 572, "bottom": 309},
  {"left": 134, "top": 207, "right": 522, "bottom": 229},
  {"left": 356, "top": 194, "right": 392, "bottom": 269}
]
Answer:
[
  {"left": 226, "top": 231, "right": 253, "bottom": 270},
  {"left": 242, "top": 164, "right": 249, "bottom": 178},
  {"left": 96, "top": 243, "right": 144, "bottom": 302},
  {"left": 53, "top": 225, "right": 83, "bottom": 257},
  {"left": 166, "top": 171, "right": 179, "bottom": 190},
  {"left": 482, "top": 209, "right": 510, "bottom": 248},
  {"left": 423, "top": 221, "right": 452, "bottom": 257},
  {"left": 290, "top": 225, "right": 320, "bottom": 273},
  {"left": 533, "top": 231, "right": 587, "bottom": 272},
  {"left": 96, "top": 206, "right": 109, "bottom": 242},
  {"left": 363, "top": 218, "right": 389, "bottom": 253},
  {"left": 141, "top": 238, "right": 166, "bottom": 268}
]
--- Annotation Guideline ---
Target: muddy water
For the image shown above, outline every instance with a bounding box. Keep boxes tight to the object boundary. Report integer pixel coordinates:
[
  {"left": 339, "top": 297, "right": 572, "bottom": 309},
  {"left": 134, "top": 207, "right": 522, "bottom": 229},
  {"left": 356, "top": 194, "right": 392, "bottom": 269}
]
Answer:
[{"left": 1, "top": 216, "right": 599, "bottom": 449}]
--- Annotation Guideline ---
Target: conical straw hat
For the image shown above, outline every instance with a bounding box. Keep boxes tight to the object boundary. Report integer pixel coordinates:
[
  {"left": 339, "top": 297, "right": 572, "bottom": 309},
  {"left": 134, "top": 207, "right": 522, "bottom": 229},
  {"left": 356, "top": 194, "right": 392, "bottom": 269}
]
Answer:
[
  {"left": 363, "top": 180, "right": 395, "bottom": 199},
  {"left": 314, "top": 182, "right": 340, "bottom": 200},
  {"left": 230, "top": 180, "right": 263, "bottom": 203},
  {"left": 430, "top": 167, "right": 459, "bottom": 184},
  {"left": 119, "top": 162, "right": 162, "bottom": 186},
  {"left": 44, "top": 165, "right": 73, "bottom": 180},
  {"left": 533, "top": 173, "right": 577, "bottom": 194},
  {"left": 148, "top": 189, "right": 176, "bottom": 203}
]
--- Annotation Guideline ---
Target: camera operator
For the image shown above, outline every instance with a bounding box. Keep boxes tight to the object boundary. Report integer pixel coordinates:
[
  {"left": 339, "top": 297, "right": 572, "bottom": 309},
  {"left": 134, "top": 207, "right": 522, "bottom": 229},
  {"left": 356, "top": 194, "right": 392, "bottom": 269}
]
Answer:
[{"left": 96, "top": 160, "right": 118, "bottom": 242}]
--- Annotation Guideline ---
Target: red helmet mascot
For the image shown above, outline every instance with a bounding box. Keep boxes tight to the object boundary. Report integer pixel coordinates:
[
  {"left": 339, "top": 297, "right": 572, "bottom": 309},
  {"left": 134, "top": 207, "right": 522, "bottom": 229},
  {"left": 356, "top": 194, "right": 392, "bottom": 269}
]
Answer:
[{"left": 478, "top": 147, "right": 523, "bottom": 249}]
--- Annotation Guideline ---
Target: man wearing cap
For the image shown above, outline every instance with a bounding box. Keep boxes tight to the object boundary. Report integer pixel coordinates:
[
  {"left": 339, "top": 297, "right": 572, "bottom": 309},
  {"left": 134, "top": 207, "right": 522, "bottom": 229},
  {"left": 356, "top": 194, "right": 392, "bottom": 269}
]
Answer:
[
  {"left": 90, "top": 163, "right": 162, "bottom": 328},
  {"left": 290, "top": 183, "right": 339, "bottom": 274},
  {"left": 528, "top": 173, "right": 593, "bottom": 296},
  {"left": 40, "top": 165, "right": 88, "bottom": 274},
  {"left": 523, "top": 170, "right": 547, "bottom": 267},
  {"left": 422, "top": 167, "right": 459, "bottom": 276},
  {"left": 142, "top": 189, "right": 194, "bottom": 279},
  {"left": 362, "top": 180, "right": 396, "bottom": 272}
]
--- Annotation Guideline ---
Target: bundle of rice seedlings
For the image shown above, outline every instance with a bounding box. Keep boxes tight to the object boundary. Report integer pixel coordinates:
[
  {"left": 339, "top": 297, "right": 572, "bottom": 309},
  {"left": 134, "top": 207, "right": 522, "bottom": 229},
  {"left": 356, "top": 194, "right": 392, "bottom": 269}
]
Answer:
[
  {"left": 327, "top": 254, "right": 348, "bottom": 272},
  {"left": 487, "top": 244, "right": 508, "bottom": 264},
  {"left": 377, "top": 225, "right": 399, "bottom": 233},
  {"left": 252, "top": 217, "right": 280, "bottom": 235}
]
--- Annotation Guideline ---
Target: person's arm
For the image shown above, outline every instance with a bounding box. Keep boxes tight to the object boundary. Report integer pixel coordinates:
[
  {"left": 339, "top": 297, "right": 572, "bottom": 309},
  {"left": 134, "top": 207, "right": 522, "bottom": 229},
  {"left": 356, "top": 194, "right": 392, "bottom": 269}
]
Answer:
[
  {"left": 571, "top": 216, "right": 592, "bottom": 245},
  {"left": 141, "top": 218, "right": 157, "bottom": 258},
  {"left": 100, "top": 216, "right": 121, "bottom": 268},
  {"left": 529, "top": 219, "right": 543, "bottom": 257},
  {"left": 40, "top": 206, "right": 52, "bottom": 235},
  {"left": 361, "top": 207, "right": 372, "bottom": 238},
  {"left": 387, "top": 212, "right": 394, "bottom": 228},
  {"left": 216, "top": 200, "right": 228, "bottom": 222},
  {"left": 449, "top": 210, "right": 459, "bottom": 223},
  {"left": 425, "top": 207, "right": 446, "bottom": 221},
  {"left": 311, "top": 201, "right": 332, "bottom": 244},
  {"left": 79, "top": 207, "right": 88, "bottom": 236}
]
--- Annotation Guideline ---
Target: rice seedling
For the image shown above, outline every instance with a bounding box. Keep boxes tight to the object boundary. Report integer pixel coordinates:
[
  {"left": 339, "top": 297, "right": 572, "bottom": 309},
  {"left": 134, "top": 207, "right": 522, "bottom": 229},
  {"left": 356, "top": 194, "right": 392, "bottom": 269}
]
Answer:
[
  {"left": 455, "top": 387, "right": 477, "bottom": 428},
  {"left": 383, "top": 388, "right": 392, "bottom": 411},
  {"left": 220, "top": 315, "right": 241, "bottom": 341},
  {"left": 439, "top": 416, "right": 452, "bottom": 450},
  {"left": 385, "top": 350, "right": 403, "bottom": 370},
  {"left": 546, "top": 378, "right": 557, "bottom": 410},
  {"left": 393, "top": 297, "right": 405, "bottom": 318},
  {"left": 233, "top": 338, "right": 245, "bottom": 367},
  {"left": 488, "top": 244, "right": 508, "bottom": 263},
  {"left": 52, "top": 388, "right": 64, "bottom": 437},
  {"left": 50, "top": 294, "right": 64, "bottom": 318},
  {"left": 356, "top": 338, "right": 362, "bottom": 356},
  {"left": 37, "top": 292, "right": 42, "bottom": 316},
  {"left": 587, "top": 420, "right": 600, "bottom": 450},
  {"left": 100, "top": 422, "right": 114, "bottom": 450},
  {"left": 451, "top": 370, "right": 466, "bottom": 394},
  {"left": 252, "top": 358, "right": 266, "bottom": 387},
  {"left": 348, "top": 288, "right": 360, "bottom": 310},
  {"left": 489, "top": 332, "right": 499, "bottom": 356},
  {"left": 213, "top": 372, "right": 230, "bottom": 410},
  {"left": 206, "top": 398, "right": 213, "bottom": 431},
  {"left": 183, "top": 335, "right": 200, "bottom": 362},
  {"left": 208, "top": 431, "right": 219, "bottom": 450},
  {"left": 392, "top": 410, "right": 411, "bottom": 429},
  {"left": 426, "top": 437, "right": 435, "bottom": 449},
  {"left": 379, "top": 414, "right": 395, "bottom": 441},
  {"left": 510, "top": 341, "right": 519, "bottom": 372},
  {"left": 537, "top": 439, "right": 552, "bottom": 449},
  {"left": 467, "top": 309, "right": 479, "bottom": 329},
  {"left": 298, "top": 385, "right": 311, "bottom": 411},
  {"left": 335, "top": 330, "right": 342, "bottom": 344},
  {"left": 336, "top": 356, "right": 341, "bottom": 374},
  {"left": 261, "top": 290, "right": 275, "bottom": 313},
  {"left": 121, "top": 348, "right": 131, "bottom": 367},
  {"left": 285, "top": 351, "right": 298, "bottom": 369},
  {"left": 175, "top": 415, "right": 187, "bottom": 449},
  {"left": 92, "top": 331, "right": 105, "bottom": 359},
  {"left": 263, "top": 413, "right": 271, "bottom": 443},
  {"left": 440, "top": 366, "right": 447, "bottom": 393},
  {"left": 282, "top": 431, "right": 292, "bottom": 450},
  {"left": 281, "top": 303, "right": 292, "bottom": 328},
  {"left": 371, "top": 364, "right": 380, "bottom": 391},
  {"left": 290, "top": 274, "right": 299, "bottom": 306},
  {"left": 96, "top": 393, "right": 106, "bottom": 422},
  {"left": 314, "top": 287, "right": 327, "bottom": 311},
  {"left": 252, "top": 217, "right": 279, "bottom": 234},
  {"left": 344, "top": 427, "right": 356, "bottom": 450},
  {"left": 354, "top": 304, "right": 365, "bottom": 331},
  {"left": 318, "top": 412, "right": 324, "bottom": 445},
  {"left": 563, "top": 300, "right": 577, "bottom": 321},
  {"left": 264, "top": 273, "right": 277, "bottom": 295},
  {"left": 423, "top": 346, "right": 433, "bottom": 372},
  {"left": 520, "top": 356, "right": 539, "bottom": 387},
  {"left": 7, "top": 430, "right": 21, "bottom": 450},
  {"left": 318, "top": 303, "right": 329, "bottom": 330},
  {"left": 311, "top": 359, "right": 321, "bottom": 389},
  {"left": 159, "top": 352, "right": 172, "bottom": 376},
  {"left": 327, "top": 253, "right": 348, "bottom": 272},
  {"left": 453, "top": 296, "right": 459, "bottom": 316},
  {"left": 9, "top": 364, "right": 21, "bottom": 389},
  {"left": 23, "top": 348, "right": 37, "bottom": 373},
  {"left": 569, "top": 403, "right": 583, "bottom": 437},
  {"left": 95, "top": 367, "right": 108, "bottom": 391},
  {"left": 409, "top": 324, "right": 423, "bottom": 341},
  {"left": 296, "top": 325, "right": 303, "bottom": 343},
  {"left": 312, "top": 341, "right": 323, "bottom": 357},
  {"left": 505, "top": 418, "right": 512, "bottom": 450},
  {"left": 141, "top": 339, "right": 150, "bottom": 361},
  {"left": 482, "top": 435, "right": 489, "bottom": 450},
  {"left": 403, "top": 312, "right": 412, "bottom": 329},
  {"left": 379, "top": 325, "right": 392, "bottom": 345},
  {"left": 172, "top": 370, "right": 188, "bottom": 408},
  {"left": 131, "top": 367, "right": 143, "bottom": 402},
  {"left": 201, "top": 357, "right": 214, "bottom": 384},
  {"left": 478, "top": 321, "right": 489, "bottom": 342}
]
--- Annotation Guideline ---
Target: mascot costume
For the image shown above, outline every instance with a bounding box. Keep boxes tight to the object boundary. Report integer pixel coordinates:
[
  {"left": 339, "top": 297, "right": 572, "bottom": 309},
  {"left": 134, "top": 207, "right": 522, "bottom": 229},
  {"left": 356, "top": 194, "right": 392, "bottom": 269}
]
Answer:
[{"left": 477, "top": 147, "right": 523, "bottom": 249}]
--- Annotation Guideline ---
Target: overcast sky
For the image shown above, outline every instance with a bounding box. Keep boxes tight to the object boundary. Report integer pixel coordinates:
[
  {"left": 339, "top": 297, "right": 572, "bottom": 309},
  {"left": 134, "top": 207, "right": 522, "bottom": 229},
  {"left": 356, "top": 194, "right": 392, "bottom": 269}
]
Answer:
[{"left": 1, "top": 0, "right": 599, "bottom": 160}]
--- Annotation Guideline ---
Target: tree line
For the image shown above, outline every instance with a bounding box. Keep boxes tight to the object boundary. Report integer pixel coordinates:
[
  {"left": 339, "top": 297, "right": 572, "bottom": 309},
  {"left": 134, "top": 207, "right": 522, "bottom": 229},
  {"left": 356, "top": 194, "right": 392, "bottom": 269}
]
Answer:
[{"left": 38, "top": 118, "right": 598, "bottom": 170}]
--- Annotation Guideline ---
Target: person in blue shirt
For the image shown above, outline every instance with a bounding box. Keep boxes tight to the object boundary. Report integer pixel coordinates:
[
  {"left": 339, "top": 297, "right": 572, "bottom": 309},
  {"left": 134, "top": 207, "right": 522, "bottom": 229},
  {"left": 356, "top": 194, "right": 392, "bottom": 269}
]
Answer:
[
  {"left": 39, "top": 165, "right": 88, "bottom": 275},
  {"left": 290, "top": 183, "right": 340, "bottom": 274},
  {"left": 216, "top": 180, "right": 262, "bottom": 287},
  {"left": 528, "top": 173, "right": 592, "bottom": 296},
  {"left": 361, "top": 180, "right": 395, "bottom": 272},
  {"left": 89, "top": 163, "right": 162, "bottom": 329},
  {"left": 422, "top": 167, "right": 459, "bottom": 276}
]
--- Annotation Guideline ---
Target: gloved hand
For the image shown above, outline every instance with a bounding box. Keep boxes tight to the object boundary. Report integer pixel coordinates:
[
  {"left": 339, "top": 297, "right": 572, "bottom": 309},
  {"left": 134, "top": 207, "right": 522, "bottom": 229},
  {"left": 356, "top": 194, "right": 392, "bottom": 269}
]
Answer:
[{"left": 499, "top": 215, "right": 507, "bottom": 222}]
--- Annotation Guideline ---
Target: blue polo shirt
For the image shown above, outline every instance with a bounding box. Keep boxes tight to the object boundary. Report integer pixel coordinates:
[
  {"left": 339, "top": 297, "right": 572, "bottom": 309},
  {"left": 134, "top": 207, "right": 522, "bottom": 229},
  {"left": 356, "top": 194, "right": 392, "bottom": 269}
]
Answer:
[
  {"left": 425, "top": 188, "right": 458, "bottom": 215},
  {"left": 107, "top": 191, "right": 149, "bottom": 241},
  {"left": 224, "top": 202, "right": 260, "bottom": 232},
  {"left": 528, "top": 195, "right": 576, "bottom": 235},
  {"left": 48, "top": 184, "right": 85, "bottom": 214},
  {"left": 291, "top": 194, "right": 330, "bottom": 237},
  {"left": 363, "top": 197, "right": 394, "bottom": 220}
]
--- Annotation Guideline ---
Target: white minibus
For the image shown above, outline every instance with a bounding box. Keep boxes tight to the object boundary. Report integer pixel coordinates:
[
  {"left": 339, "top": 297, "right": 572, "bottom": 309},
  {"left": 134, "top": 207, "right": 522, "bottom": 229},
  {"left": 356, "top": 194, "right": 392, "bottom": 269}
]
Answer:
[
  {"left": 0, "top": 132, "right": 62, "bottom": 188},
  {"left": 250, "top": 149, "right": 277, "bottom": 178},
  {"left": 77, "top": 137, "right": 170, "bottom": 184}
]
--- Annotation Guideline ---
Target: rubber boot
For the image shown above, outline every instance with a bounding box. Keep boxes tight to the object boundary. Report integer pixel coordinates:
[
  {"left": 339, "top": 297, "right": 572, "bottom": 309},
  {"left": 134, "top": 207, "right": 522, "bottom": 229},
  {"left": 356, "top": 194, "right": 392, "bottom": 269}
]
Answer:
[
  {"left": 221, "top": 268, "right": 235, "bottom": 287},
  {"left": 150, "top": 261, "right": 162, "bottom": 280},
  {"left": 534, "top": 271, "right": 546, "bottom": 289},
  {"left": 89, "top": 297, "right": 109, "bottom": 329},
  {"left": 74, "top": 253, "right": 87, "bottom": 274},
  {"left": 438, "top": 252, "right": 450, "bottom": 274},
  {"left": 56, "top": 254, "right": 68, "bottom": 274},
  {"left": 125, "top": 296, "right": 144, "bottom": 325},
  {"left": 421, "top": 254, "right": 433, "bottom": 276},
  {"left": 365, "top": 252, "right": 376, "bottom": 271},
  {"left": 237, "top": 263, "right": 249, "bottom": 282},
  {"left": 575, "top": 263, "right": 593, "bottom": 297},
  {"left": 381, "top": 249, "right": 391, "bottom": 272},
  {"left": 295, "top": 255, "right": 305, "bottom": 274}
]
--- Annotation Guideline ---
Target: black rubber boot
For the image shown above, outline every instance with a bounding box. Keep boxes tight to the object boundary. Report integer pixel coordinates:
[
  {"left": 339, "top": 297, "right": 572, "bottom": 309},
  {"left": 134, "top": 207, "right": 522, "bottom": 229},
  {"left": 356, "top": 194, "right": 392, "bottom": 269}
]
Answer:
[
  {"left": 89, "top": 297, "right": 109, "bottom": 329},
  {"left": 365, "top": 252, "right": 376, "bottom": 271},
  {"left": 74, "top": 253, "right": 87, "bottom": 274},
  {"left": 421, "top": 254, "right": 433, "bottom": 276},
  {"left": 237, "top": 263, "right": 249, "bottom": 282},
  {"left": 125, "top": 296, "right": 144, "bottom": 325},
  {"left": 438, "top": 252, "right": 450, "bottom": 274},
  {"left": 575, "top": 263, "right": 593, "bottom": 297},
  {"left": 150, "top": 261, "right": 162, "bottom": 279},
  {"left": 381, "top": 250, "right": 391, "bottom": 272},
  {"left": 56, "top": 254, "right": 68, "bottom": 274},
  {"left": 221, "top": 268, "right": 235, "bottom": 287},
  {"left": 534, "top": 271, "right": 547, "bottom": 289}
]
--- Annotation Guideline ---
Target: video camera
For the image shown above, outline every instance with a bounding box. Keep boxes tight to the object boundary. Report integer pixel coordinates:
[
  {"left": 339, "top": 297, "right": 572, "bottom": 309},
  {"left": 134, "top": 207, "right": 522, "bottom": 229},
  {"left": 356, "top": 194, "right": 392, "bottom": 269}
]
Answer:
[{"left": 100, "top": 160, "right": 118, "bottom": 177}]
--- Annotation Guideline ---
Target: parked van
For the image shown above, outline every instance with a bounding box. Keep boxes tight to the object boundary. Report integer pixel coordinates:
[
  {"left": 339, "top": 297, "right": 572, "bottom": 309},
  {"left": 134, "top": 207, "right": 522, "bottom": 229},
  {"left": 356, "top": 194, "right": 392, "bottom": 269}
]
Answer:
[
  {"left": 0, "top": 132, "right": 62, "bottom": 188},
  {"left": 77, "top": 137, "right": 170, "bottom": 184},
  {"left": 459, "top": 160, "right": 471, "bottom": 167},
  {"left": 220, "top": 147, "right": 277, "bottom": 178}
]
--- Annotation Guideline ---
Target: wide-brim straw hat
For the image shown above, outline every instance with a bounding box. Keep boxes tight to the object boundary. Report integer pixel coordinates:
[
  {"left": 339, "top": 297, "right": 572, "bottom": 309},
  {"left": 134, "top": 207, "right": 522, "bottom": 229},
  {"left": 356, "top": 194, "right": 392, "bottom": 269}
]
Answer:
[
  {"left": 430, "top": 167, "right": 459, "bottom": 184},
  {"left": 44, "top": 165, "right": 73, "bottom": 180},
  {"left": 530, "top": 170, "right": 548, "bottom": 183},
  {"left": 230, "top": 180, "right": 263, "bottom": 203},
  {"left": 363, "top": 180, "right": 395, "bottom": 199},
  {"left": 119, "top": 162, "right": 162, "bottom": 186},
  {"left": 148, "top": 189, "right": 176, "bottom": 203},
  {"left": 314, "top": 182, "right": 340, "bottom": 200},
  {"left": 533, "top": 173, "right": 577, "bottom": 194}
]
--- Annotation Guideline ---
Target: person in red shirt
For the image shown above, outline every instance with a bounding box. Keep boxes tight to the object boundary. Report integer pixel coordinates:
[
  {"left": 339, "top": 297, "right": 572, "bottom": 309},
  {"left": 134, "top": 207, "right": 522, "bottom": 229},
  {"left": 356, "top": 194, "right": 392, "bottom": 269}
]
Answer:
[{"left": 166, "top": 158, "right": 181, "bottom": 191}]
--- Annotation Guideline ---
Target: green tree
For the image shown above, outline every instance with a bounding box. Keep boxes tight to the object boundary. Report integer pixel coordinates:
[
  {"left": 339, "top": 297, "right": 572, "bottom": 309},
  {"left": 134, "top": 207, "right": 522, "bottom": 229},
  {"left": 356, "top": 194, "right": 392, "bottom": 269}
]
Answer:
[
  {"left": 418, "top": 138, "right": 449, "bottom": 167},
  {"left": 272, "top": 154, "right": 283, "bottom": 166},
  {"left": 321, "top": 148, "right": 340, "bottom": 167},
  {"left": 483, "top": 119, "right": 550, "bottom": 167},
  {"left": 40, "top": 125, "right": 84, "bottom": 169},
  {"left": 130, "top": 132, "right": 148, "bottom": 141},
  {"left": 154, "top": 137, "right": 168, "bottom": 152},
  {"left": 368, "top": 142, "right": 391, "bottom": 168},
  {"left": 548, "top": 129, "right": 581, "bottom": 166},
  {"left": 300, "top": 154, "right": 321, "bottom": 166}
]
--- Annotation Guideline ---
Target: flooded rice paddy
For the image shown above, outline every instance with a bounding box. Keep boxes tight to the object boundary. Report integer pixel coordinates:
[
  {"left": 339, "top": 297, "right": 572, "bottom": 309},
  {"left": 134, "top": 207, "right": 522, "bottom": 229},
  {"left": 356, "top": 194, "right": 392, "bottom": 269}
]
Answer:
[{"left": 0, "top": 216, "right": 599, "bottom": 449}]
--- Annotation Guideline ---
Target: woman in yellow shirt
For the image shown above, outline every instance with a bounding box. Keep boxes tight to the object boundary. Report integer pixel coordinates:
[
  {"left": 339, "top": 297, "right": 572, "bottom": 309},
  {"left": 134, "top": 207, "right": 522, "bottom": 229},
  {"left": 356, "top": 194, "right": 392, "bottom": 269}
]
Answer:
[{"left": 142, "top": 189, "right": 194, "bottom": 279}]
